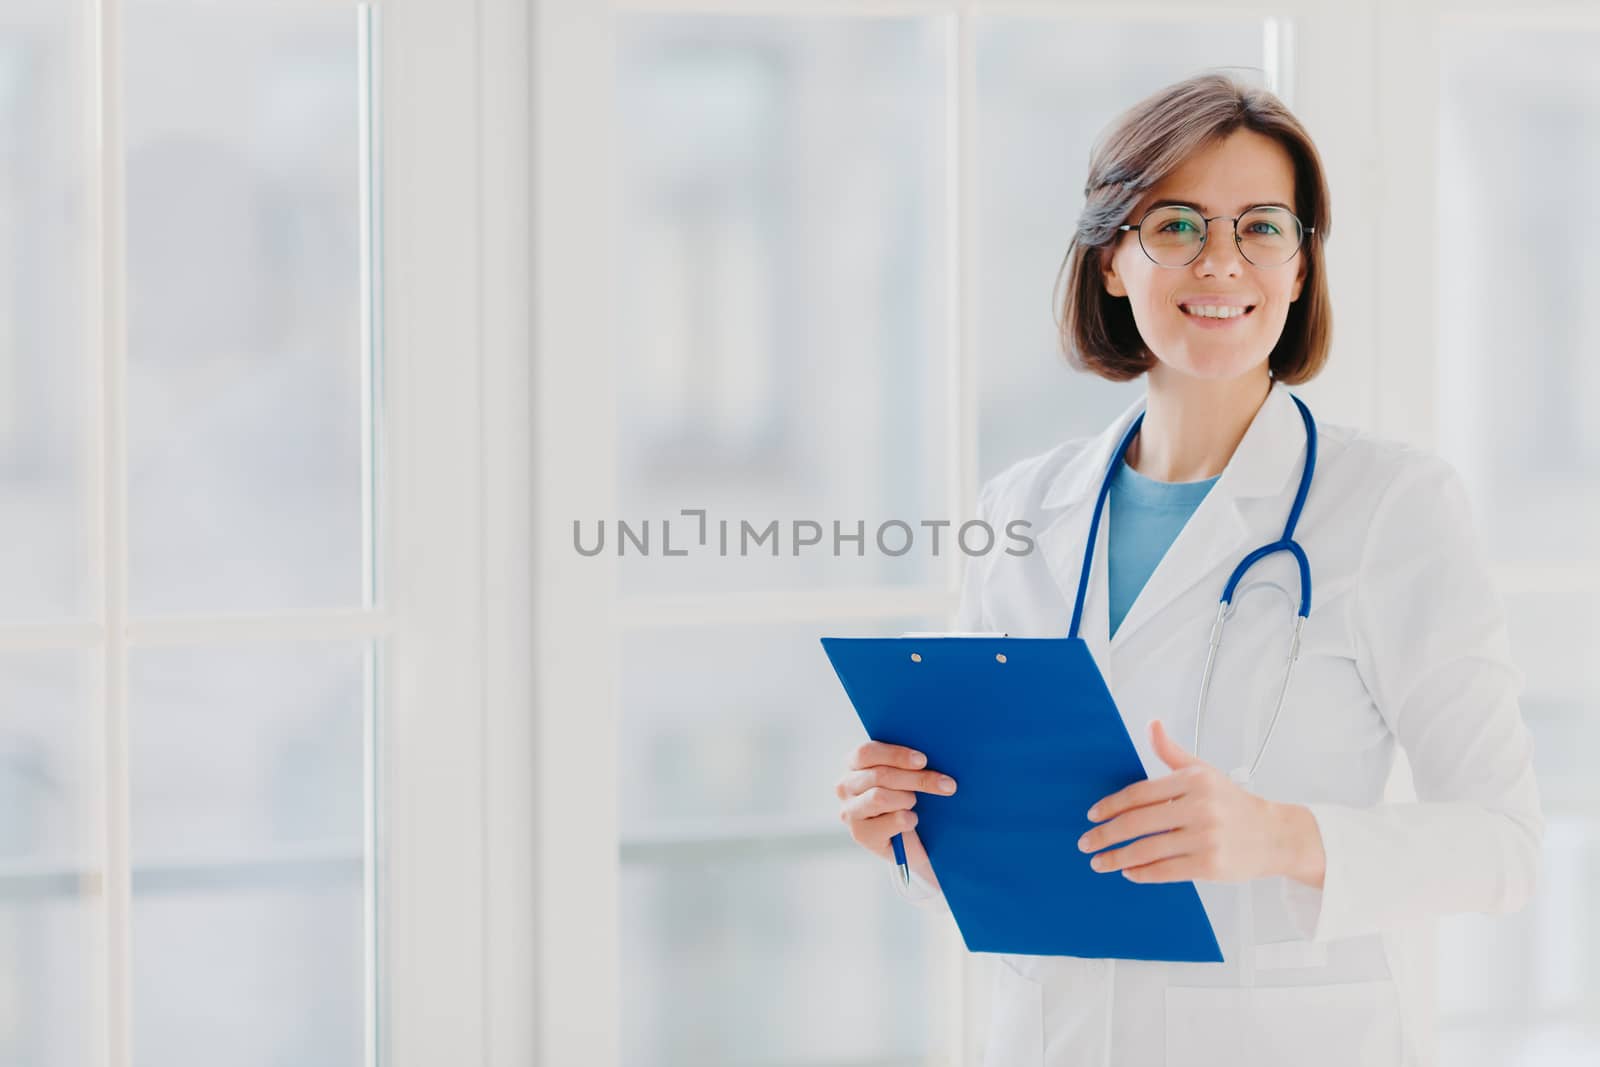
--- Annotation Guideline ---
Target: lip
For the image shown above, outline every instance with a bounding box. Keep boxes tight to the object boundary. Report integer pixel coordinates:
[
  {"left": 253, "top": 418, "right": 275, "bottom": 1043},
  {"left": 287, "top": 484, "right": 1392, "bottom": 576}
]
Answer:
[{"left": 1178, "top": 296, "right": 1257, "bottom": 307}]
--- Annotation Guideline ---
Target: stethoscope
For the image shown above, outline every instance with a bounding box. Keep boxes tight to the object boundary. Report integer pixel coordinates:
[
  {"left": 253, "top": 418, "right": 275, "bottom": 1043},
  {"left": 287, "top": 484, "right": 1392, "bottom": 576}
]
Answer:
[{"left": 1066, "top": 392, "right": 1318, "bottom": 783}]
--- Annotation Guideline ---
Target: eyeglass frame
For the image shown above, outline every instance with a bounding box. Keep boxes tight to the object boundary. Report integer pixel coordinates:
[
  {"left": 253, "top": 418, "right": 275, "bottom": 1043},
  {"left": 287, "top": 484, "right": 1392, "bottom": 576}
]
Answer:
[{"left": 1115, "top": 204, "right": 1315, "bottom": 268}]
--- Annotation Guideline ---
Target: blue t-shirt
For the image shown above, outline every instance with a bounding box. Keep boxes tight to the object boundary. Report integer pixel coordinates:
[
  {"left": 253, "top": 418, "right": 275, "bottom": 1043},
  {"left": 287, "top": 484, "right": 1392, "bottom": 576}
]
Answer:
[{"left": 1107, "top": 458, "right": 1221, "bottom": 638}]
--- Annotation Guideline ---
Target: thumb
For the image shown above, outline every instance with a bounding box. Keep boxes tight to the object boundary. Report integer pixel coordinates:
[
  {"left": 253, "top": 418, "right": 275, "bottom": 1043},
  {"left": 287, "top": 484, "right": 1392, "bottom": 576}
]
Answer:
[{"left": 1150, "top": 718, "right": 1198, "bottom": 771}]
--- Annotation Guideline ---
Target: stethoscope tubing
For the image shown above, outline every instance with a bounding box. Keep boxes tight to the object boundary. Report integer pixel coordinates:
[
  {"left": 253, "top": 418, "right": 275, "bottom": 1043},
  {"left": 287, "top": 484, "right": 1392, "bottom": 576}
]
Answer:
[{"left": 1069, "top": 391, "right": 1319, "bottom": 781}]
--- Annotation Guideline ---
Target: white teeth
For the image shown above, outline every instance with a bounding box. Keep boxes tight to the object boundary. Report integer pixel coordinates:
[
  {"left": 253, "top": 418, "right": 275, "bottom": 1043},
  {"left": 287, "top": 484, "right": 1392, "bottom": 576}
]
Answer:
[{"left": 1182, "top": 304, "right": 1249, "bottom": 319}]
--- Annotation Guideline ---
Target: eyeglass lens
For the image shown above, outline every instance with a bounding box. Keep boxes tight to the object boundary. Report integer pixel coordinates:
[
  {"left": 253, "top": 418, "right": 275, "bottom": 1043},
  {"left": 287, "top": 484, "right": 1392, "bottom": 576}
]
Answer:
[{"left": 1138, "top": 205, "right": 1303, "bottom": 267}]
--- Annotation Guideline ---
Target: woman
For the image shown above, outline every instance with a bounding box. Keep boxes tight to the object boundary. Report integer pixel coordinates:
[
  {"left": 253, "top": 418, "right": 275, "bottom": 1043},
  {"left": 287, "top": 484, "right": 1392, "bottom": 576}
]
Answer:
[{"left": 833, "top": 72, "right": 1542, "bottom": 1067}]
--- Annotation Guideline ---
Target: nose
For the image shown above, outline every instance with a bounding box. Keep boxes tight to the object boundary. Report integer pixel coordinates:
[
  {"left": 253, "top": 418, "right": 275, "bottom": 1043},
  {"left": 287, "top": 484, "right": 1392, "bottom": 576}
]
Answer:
[{"left": 1192, "top": 220, "right": 1247, "bottom": 277}]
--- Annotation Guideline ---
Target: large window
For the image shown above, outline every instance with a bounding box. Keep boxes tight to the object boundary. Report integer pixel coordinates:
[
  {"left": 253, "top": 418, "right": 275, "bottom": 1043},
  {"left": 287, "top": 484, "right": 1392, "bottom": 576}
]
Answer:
[
  {"left": 613, "top": 18, "right": 954, "bottom": 1063},
  {"left": 0, "top": 2, "right": 380, "bottom": 1064}
]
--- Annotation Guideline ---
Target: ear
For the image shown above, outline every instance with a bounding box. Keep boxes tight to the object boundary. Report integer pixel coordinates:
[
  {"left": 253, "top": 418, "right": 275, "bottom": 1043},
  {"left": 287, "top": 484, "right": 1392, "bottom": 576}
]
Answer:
[
  {"left": 1290, "top": 250, "right": 1307, "bottom": 303},
  {"left": 1102, "top": 247, "right": 1127, "bottom": 299}
]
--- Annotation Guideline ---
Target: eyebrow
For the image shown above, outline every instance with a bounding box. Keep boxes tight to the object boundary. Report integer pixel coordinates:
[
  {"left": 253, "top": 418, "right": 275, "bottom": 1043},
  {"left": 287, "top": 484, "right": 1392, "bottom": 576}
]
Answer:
[{"left": 1148, "top": 198, "right": 1295, "bottom": 214}]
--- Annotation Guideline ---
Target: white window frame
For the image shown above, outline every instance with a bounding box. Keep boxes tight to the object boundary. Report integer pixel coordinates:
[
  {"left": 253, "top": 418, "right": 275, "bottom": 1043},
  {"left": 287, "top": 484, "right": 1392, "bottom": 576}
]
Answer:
[
  {"left": 0, "top": 2, "right": 477, "bottom": 1066},
  {"left": 0, "top": 1, "right": 532, "bottom": 1065},
  {"left": 378, "top": 0, "right": 538, "bottom": 1064},
  {"left": 33, "top": 2, "right": 407, "bottom": 1066}
]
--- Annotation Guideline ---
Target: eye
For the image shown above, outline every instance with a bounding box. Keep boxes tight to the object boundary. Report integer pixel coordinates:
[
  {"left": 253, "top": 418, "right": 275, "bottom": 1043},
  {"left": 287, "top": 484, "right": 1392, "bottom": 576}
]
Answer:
[
  {"left": 1246, "top": 221, "right": 1282, "bottom": 236},
  {"left": 1158, "top": 219, "right": 1199, "bottom": 234}
]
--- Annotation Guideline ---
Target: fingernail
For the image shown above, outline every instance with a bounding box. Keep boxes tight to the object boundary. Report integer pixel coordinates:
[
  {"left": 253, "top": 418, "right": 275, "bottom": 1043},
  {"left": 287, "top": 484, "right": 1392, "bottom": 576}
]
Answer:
[
  {"left": 937, "top": 776, "right": 956, "bottom": 794},
  {"left": 911, "top": 752, "right": 927, "bottom": 768},
  {"left": 1086, "top": 805, "right": 1101, "bottom": 821},
  {"left": 1077, "top": 834, "right": 1090, "bottom": 852},
  {"left": 1091, "top": 855, "right": 1108, "bottom": 872}
]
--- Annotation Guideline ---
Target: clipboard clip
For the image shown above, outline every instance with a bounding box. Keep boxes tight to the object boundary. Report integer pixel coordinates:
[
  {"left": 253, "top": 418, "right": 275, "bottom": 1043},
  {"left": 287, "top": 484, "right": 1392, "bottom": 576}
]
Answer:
[{"left": 899, "top": 631, "right": 1010, "bottom": 637}]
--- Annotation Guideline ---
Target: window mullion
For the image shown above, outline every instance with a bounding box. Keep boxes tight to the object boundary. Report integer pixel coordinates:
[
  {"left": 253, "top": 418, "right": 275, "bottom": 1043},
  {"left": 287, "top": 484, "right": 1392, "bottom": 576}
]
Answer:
[
  {"left": 90, "top": 0, "right": 133, "bottom": 1064},
  {"left": 1371, "top": 0, "right": 1443, "bottom": 446}
]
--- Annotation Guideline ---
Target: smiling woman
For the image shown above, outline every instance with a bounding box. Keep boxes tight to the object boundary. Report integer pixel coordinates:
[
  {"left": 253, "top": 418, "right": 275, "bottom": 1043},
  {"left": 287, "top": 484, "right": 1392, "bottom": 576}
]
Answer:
[
  {"left": 1102, "top": 134, "right": 1306, "bottom": 367},
  {"left": 836, "top": 70, "right": 1542, "bottom": 1067},
  {"left": 1056, "top": 73, "right": 1332, "bottom": 390}
]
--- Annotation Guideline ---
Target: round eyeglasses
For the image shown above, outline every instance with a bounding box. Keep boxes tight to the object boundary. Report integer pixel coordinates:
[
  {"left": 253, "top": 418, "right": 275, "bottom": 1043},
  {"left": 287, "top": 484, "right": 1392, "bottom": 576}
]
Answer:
[{"left": 1116, "top": 204, "right": 1313, "bottom": 268}]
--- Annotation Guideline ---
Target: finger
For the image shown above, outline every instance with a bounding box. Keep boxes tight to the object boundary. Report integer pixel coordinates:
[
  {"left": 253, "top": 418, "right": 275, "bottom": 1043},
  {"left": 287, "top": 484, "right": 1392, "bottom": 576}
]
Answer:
[
  {"left": 840, "top": 765, "right": 957, "bottom": 799},
  {"left": 1087, "top": 767, "right": 1196, "bottom": 822},
  {"left": 1078, "top": 796, "right": 1186, "bottom": 853},
  {"left": 1150, "top": 718, "right": 1198, "bottom": 771},
  {"left": 842, "top": 785, "right": 917, "bottom": 822},
  {"left": 847, "top": 741, "right": 927, "bottom": 772},
  {"left": 852, "top": 808, "right": 919, "bottom": 852},
  {"left": 1088, "top": 828, "right": 1197, "bottom": 874},
  {"left": 1119, "top": 854, "right": 1202, "bottom": 884}
]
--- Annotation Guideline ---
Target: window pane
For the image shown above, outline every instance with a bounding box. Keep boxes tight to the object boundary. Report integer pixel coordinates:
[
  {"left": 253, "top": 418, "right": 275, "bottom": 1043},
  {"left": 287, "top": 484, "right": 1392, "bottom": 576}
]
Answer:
[
  {"left": 623, "top": 846, "right": 945, "bottom": 1067},
  {"left": 0, "top": 2, "right": 92, "bottom": 621},
  {"left": 129, "top": 641, "right": 368, "bottom": 1065},
  {"left": 974, "top": 24, "right": 1269, "bottom": 480},
  {"left": 132, "top": 886, "right": 364, "bottom": 1067},
  {"left": 614, "top": 17, "right": 948, "bottom": 596},
  {"left": 0, "top": 651, "right": 97, "bottom": 1067},
  {"left": 1439, "top": 28, "right": 1600, "bottom": 565},
  {"left": 125, "top": 1, "right": 370, "bottom": 615},
  {"left": 619, "top": 616, "right": 935, "bottom": 836},
  {"left": 620, "top": 613, "right": 941, "bottom": 1064}
]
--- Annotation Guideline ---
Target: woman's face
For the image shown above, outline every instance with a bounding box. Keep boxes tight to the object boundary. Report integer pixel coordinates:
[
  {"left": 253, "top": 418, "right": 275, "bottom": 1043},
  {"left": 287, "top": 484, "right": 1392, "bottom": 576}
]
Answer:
[{"left": 1101, "top": 128, "right": 1308, "bottom": 385}]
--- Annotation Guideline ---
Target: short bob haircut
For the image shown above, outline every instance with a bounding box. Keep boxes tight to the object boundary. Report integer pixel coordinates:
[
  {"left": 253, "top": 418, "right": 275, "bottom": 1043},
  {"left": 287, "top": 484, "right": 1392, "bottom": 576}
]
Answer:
[{"left": 1055, "top": 71, "right": 1333, "bottom": 384}]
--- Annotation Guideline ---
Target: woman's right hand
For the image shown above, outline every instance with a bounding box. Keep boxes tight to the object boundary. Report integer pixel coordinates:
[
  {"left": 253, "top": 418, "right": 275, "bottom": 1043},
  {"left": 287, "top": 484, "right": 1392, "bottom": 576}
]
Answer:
[{"left": 836, "top": 741, "right": 958, "bottom": 889}]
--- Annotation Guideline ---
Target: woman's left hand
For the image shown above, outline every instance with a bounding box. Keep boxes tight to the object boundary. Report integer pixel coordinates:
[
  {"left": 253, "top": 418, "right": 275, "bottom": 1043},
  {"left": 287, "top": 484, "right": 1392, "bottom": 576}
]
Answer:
[{"left": 1077, "top": 718, "right": 1290, "bottom": 884}]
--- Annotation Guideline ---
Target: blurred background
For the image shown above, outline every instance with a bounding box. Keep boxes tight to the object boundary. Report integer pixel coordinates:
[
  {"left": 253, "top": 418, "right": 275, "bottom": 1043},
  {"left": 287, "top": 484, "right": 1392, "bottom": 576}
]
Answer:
[{"left": 1, "top": 0, "right": 1596, "bottom": 1065}]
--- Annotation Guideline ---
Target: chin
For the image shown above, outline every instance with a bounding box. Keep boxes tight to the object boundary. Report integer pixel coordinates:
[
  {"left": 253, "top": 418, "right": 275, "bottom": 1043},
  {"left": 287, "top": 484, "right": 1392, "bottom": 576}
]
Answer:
[{"left": 1155, "top": 346, "right": 1267, "bottom": 383}]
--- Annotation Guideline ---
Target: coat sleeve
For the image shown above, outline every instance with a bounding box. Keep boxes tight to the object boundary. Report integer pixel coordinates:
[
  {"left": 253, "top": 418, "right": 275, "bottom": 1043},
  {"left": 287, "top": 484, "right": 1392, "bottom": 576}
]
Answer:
[
  {"left": 1280, "top": 450, "right": 1545, "bottom": 942},
  {"left": 886, "top": 475, "right": 1002, "bottom": 908}
]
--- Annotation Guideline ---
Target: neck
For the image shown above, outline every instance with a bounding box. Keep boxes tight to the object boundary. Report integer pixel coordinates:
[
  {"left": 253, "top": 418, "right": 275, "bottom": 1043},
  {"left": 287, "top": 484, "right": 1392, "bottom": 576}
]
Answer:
[{"left": 1128, "top": 365, "right": 1272, "bottom": 483}]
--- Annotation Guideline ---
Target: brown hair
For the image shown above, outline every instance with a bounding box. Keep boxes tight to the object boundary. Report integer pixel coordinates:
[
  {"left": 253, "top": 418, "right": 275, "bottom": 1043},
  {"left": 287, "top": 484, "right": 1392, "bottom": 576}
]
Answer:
[{"left": 1054, "top": 71, "right": 1332, "bottom": 383}]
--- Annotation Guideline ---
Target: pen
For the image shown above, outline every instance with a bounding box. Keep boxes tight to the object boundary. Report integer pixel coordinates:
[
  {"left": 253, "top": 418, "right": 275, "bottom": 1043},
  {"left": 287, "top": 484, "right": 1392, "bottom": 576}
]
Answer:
[{"left": 891, "top": 832, "right": 909, "bottom": 886}]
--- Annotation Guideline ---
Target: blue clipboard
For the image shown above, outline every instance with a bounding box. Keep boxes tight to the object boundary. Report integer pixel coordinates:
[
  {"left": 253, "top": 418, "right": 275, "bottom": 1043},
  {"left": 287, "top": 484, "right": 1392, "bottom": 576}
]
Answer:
[{"left": 821, "top": 634, "right": 1223, "bottom": 962}]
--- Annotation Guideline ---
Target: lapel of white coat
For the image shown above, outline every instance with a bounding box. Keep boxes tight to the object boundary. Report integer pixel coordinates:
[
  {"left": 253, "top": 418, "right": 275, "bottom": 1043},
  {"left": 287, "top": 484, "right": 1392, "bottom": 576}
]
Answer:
[
  {"left": 1034, "top": 393, "right": 1144, "bottom": 673},
  {"left": 1034, "top": 382, "right": 1309, "bottom": 670}
]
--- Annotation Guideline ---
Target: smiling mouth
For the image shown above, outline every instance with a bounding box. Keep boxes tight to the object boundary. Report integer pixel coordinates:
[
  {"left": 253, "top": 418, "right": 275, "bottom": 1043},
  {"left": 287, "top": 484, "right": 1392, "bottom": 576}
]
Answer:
[{"left": 1180, "top": 304, "right": 1256, "bottom": 320}]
